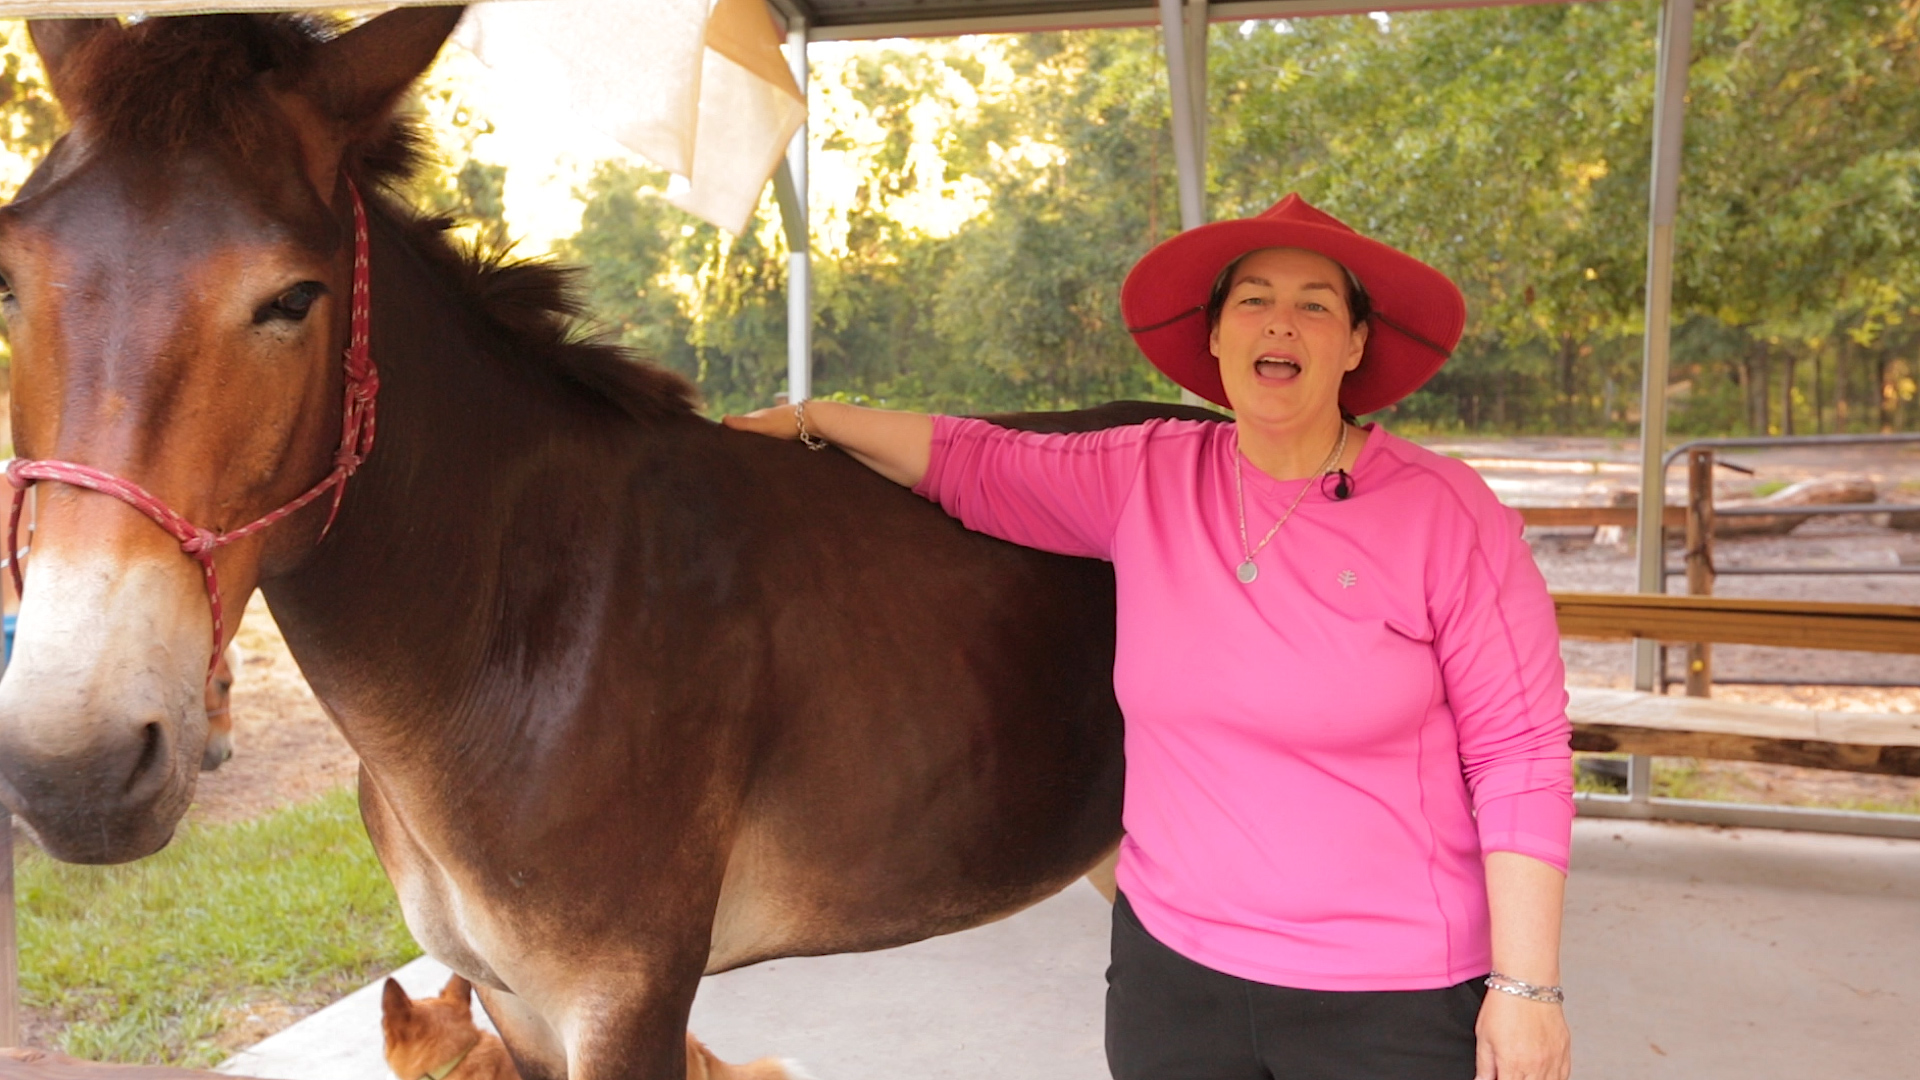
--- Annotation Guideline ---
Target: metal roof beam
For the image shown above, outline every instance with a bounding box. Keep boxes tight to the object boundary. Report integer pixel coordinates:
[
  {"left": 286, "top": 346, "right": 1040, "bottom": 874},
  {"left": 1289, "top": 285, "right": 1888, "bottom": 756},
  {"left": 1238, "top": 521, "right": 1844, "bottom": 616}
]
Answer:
[{"left": 797, "top": 0, "right": 1548, "bottom": 42}]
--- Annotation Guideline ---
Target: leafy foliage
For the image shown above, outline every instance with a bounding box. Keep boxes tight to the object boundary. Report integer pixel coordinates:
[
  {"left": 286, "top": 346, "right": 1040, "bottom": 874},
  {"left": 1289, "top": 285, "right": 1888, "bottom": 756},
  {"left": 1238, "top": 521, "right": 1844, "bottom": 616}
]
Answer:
[{"left": 553, "top": 2, "right": 1920, "bottom": 432}]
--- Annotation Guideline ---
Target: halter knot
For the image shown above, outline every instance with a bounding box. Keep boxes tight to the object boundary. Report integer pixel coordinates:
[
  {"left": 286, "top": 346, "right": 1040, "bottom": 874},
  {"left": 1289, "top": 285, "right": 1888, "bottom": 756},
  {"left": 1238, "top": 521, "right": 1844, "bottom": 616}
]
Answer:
[{"left": 180, "top": 529, "right": 219, "bottom": 556}]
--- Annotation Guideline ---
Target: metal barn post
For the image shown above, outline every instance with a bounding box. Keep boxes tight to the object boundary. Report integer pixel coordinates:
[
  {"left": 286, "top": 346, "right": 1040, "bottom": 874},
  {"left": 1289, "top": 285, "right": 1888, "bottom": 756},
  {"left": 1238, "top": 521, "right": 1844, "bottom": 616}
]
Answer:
[
  {"left": 1160, "top": 0, "right": 1209, "bottom": 408},
  {"left": 1629, "top": 0, "right": 1696, "bottom": 803},
  {"left": 785, "top": 15, "right": 813, "bottom": 404},
  {"left": 1184, "top": 0, "right": 1208, "bottom": 195},
  {"left": 1158, "top": 0, "right": 1205, "bottom": 233}
]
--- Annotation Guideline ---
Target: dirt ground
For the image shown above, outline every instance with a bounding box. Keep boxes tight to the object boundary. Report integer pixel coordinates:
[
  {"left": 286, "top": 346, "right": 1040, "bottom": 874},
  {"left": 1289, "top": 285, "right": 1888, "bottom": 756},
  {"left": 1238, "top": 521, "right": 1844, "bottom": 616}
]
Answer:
[{"left": 183, "top": 592, "right": 360, "bottom": 826}]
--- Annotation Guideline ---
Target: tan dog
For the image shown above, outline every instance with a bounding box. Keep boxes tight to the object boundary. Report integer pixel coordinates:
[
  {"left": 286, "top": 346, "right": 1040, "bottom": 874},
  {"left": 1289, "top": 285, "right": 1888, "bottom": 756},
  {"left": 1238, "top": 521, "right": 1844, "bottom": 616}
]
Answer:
[
  {"left": 382, "top": 976, "right": 521, "bottom": 1080},
  {"left": 382, "top": 973, "right": 805, "bottom": 1080},
  {"left": 684, "top": 1032, "right": 804, "bottom": 1080}
]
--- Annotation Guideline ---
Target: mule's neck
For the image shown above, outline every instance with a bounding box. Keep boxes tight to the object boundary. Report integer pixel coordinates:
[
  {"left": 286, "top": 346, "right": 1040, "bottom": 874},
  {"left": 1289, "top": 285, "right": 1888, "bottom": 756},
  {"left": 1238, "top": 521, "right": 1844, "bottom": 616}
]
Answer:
[{"left": 261, "top": 201, "right": 681, "bottom": 760}]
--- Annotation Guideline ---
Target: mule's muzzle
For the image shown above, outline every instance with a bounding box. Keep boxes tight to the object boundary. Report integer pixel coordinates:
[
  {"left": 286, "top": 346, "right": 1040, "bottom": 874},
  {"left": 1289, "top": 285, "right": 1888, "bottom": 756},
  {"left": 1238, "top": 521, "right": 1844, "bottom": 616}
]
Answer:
[
  {"left": 0, "top": 708, "right": 197, "bottom": 864},
  {"left": 200, "top": 727, "right": 234, "bottom": 772}
]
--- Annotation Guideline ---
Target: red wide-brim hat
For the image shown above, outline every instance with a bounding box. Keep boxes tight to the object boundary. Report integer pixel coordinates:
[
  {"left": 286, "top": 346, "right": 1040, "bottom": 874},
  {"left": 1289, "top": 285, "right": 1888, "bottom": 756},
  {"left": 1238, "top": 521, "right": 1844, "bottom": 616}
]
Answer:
[{"left": 1121, "top": 194, "right": 1467, "bottom": 416}]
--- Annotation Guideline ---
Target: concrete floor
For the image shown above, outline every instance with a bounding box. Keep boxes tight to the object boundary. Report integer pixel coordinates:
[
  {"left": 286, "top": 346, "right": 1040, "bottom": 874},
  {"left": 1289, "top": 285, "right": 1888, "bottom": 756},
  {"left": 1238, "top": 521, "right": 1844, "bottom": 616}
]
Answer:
[{"left": 218, "top": 818, "right": 1920, "bottom": 1080}]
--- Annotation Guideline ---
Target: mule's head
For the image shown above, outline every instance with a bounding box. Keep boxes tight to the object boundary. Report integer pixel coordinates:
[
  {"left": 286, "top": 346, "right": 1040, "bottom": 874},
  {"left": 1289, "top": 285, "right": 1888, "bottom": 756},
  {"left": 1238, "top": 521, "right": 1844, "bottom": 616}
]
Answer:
[{"left": 0, "top": 9, "right": 461, "bottom": 862}]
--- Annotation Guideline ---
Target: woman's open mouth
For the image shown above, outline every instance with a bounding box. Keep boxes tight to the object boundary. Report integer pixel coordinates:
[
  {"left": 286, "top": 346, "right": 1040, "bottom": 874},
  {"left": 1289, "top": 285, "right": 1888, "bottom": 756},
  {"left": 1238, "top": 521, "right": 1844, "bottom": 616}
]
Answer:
[{"left": 1254, "top": 357, "right": 1302, "bottom": 381}]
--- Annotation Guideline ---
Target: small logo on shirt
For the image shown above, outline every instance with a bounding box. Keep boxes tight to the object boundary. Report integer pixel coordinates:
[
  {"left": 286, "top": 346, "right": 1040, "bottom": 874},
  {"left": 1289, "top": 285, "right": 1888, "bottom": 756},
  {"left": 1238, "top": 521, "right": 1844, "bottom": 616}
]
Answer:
[{"left": 1337, "top": 569, "right": 1358, "bottom": 589}]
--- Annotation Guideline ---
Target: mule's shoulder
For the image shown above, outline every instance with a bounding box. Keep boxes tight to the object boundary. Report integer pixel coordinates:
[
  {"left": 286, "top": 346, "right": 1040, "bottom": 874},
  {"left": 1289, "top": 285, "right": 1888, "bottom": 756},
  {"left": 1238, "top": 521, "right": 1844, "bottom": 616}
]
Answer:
[{"left": 971, "top": 399, "right": 1227, "bottom": 435}]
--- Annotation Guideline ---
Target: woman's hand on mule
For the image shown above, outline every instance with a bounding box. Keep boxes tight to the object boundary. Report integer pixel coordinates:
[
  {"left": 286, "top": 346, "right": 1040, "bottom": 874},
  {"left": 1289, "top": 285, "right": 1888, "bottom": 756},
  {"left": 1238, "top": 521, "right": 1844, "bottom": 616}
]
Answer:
[
  {"left": 1475, "top": 991, "right": 1571, "bottom": 1080},
  {"left": 720, "top": 400, "right": 935, "bottom": 489},
  {"left": 721, "top": 405, "right": 804, "bottom": 440}
]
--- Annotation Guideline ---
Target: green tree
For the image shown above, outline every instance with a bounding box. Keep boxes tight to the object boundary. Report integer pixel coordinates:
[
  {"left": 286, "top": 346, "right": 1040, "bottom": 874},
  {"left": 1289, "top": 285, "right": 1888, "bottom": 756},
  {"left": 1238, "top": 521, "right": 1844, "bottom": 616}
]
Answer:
[{"left": 554, "top": 3, "right": 1920, "bottom": 432}]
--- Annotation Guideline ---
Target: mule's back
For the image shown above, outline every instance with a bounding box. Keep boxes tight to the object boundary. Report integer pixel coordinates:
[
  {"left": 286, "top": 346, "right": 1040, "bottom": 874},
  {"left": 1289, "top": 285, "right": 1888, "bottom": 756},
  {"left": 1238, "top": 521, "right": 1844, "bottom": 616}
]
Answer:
[{"left": 701, "top": 401, "right": 1224, "bottom": 969}]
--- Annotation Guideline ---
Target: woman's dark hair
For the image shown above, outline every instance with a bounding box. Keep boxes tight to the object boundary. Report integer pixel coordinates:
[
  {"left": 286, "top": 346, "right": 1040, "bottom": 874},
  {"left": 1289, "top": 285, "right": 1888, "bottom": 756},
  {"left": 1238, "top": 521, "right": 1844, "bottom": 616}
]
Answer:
[{"left": 1204, "top": 250, "right": 1373, "bottom": 331}]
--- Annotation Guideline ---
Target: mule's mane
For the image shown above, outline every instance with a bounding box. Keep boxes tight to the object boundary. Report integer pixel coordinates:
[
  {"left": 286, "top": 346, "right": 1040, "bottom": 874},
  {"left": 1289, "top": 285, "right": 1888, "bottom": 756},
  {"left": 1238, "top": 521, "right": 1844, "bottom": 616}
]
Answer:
[{"left": 63, "top": 13, "right": 699, "bottom": 422}]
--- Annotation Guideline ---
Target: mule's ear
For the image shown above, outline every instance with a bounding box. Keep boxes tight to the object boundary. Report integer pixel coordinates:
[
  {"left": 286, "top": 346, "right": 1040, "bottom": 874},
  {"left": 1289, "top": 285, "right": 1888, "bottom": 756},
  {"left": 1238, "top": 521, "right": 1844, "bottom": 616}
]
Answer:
[
  {"left": 306, "top": 5, "right": 465, "bottom": 134},
  {"left": 381, "top": 977, "right": 413, "bottom": 1020},
  {"left": 27, "top": 18, "right": 119, "bottom": 105}
]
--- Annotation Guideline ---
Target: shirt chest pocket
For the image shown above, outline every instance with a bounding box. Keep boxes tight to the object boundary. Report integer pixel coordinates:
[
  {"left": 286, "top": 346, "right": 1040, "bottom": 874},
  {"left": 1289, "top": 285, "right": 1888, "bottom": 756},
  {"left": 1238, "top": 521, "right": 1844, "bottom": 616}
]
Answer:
[{"left": 1383, "top": 611, "right": 1435, "bottom": 645}]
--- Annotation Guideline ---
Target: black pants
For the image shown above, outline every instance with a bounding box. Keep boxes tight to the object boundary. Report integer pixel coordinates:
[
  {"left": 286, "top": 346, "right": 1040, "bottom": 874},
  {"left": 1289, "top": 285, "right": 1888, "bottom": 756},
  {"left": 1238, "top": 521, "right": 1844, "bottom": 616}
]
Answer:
[{"left": 1106, "top": 893, "right": 1486, "bottom": 1080}]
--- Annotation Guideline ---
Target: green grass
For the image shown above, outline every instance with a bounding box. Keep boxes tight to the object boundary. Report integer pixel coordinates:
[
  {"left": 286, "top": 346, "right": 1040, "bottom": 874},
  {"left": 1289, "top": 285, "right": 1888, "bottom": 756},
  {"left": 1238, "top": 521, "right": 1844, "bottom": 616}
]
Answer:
[
  {"left": 1751, "top": 480, "right": 1790, "bottom": 498},
  {"left": 18, "top": 786, "right": 419, "bottom": 1067}
]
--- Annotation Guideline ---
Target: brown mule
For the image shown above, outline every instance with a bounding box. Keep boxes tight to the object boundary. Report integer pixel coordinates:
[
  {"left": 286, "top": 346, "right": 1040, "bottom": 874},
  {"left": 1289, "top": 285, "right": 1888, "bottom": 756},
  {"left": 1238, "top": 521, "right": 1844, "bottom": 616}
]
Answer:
[{"left": 0, "top": 10, "right": 1218, "bottom": 1078}]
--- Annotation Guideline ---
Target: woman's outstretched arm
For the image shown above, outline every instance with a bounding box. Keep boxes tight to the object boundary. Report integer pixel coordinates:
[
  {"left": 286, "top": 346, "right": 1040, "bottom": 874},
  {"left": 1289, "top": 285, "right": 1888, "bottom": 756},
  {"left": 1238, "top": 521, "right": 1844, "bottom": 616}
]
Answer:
[{"left": 723, "top": 401, "right": 933, "bottom": 488}]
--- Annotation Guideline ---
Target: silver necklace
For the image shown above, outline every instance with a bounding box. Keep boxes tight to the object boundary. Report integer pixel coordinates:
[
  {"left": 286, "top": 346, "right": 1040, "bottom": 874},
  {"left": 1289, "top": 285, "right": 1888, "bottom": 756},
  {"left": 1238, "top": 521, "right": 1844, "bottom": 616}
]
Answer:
[{"left": 1232, "top": 423, "right": 1348, "bottom": 585}]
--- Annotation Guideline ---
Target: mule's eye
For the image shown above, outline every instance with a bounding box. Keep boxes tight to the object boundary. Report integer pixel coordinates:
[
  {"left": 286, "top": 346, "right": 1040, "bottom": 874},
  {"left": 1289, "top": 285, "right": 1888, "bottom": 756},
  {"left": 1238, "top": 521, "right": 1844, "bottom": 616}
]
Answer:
[
  {"left": 256, "top": 281, "right": 325, "bottom": 324},
  {"left": 0, "top": 273, "right": 13, "bottom": 304}
]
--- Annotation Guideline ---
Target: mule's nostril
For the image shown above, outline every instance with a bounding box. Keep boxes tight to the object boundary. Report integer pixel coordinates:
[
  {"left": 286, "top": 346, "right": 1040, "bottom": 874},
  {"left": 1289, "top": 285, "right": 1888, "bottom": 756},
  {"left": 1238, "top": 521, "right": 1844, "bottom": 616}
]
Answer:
[{"left": 127, "top": 721, "right": 166, "bottom": 794}]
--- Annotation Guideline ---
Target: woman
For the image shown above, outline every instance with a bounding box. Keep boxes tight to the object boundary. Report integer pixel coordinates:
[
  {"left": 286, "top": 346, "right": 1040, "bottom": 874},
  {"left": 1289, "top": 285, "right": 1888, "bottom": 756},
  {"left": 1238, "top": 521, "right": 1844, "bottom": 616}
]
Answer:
[{"left": 725, "top": 194, "right": 1574, "bottom": 1080}]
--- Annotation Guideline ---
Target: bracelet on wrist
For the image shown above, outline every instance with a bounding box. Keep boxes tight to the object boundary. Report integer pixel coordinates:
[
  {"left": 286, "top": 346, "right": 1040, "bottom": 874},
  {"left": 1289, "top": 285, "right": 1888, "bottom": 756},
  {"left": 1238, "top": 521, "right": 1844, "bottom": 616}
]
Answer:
[
  {"left": 793, "top": 400, "right": 829, "bottom": 451},
  {"left": 1485, "top": 971, "right": 1564, "bottom": 1005}
]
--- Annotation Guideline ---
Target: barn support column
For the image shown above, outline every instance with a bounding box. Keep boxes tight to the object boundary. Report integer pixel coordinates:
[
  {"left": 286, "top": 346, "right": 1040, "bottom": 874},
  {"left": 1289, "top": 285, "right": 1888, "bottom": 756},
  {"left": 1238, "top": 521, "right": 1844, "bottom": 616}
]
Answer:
[
  {"left": 1629, "top": 0, "right": 1696, "bottom": 801},
  {"left": 1160, "top": 0, "right": 1209, "bottom": 407},
  {"left": 1158, "top": 0, "right": 1206, "bottom": 232},
  {"left": 779, "top": 14, "right": 813, "bottom": 404}
]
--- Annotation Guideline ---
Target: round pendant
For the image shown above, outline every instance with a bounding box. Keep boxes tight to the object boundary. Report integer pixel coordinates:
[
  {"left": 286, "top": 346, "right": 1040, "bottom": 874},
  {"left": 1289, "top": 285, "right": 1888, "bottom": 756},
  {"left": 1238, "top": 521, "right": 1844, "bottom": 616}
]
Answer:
[{"left": 1236, "top": 560, "right": 1258, "bottom": 584}]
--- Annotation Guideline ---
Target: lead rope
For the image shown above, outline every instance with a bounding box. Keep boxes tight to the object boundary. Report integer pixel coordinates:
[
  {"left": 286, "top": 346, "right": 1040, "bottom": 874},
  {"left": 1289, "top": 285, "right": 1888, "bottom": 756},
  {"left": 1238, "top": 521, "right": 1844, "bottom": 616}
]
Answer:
[{"left": 4, "top": 176, "right": 378, "bottom": 680}]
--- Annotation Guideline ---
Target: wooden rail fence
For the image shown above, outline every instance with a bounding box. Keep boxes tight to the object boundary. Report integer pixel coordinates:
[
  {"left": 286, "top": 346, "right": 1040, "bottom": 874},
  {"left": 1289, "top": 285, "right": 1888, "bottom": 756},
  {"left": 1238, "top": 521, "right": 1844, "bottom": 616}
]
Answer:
[
  {"left": 1554, "top": 592, "right": 1920, "bottom": 776},
  {"left": 1552, "top": 592, "right": 1920, "bottom": 656}
]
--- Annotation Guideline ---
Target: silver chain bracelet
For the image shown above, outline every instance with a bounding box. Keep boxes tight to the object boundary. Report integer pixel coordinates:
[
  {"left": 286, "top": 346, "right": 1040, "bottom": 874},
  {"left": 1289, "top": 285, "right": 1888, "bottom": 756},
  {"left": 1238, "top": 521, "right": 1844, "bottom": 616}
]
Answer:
[
  {"left": 793, "top": 400, "right": 829, "bottom": 451},
  {"left": 1485, "top": 971, "right": 1564, "bottom": 1005}
]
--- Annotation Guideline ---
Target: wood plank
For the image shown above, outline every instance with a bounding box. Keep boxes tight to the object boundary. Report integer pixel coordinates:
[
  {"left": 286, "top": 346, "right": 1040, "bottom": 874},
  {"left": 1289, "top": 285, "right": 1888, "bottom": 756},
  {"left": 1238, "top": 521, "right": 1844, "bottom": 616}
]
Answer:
[
  {"left": 0, "top": 1050, "right": 259, "bottom": 1080},
  {"left": 1570, "top": 725, "right": 1920, "bottom": 775},
  {"left": 1568, "top": 687, "right": 1920, "bottom": 776},
  {"left": 1517, "top": 506, "right": 1687, "bottom": 528},
  {"left": 1552, "top": 592, "right": 1920, "bottom": 654},
  {"left": 1568, "top": 687, "right": 1920, "bottom": 744}
]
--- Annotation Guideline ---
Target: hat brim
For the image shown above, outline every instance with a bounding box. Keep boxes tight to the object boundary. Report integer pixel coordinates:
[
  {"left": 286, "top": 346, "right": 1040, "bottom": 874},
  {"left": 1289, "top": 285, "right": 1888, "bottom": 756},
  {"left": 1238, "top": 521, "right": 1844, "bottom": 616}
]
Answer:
[{"left": 1122, "top": 219, "right": 1466, "bottom": 416}]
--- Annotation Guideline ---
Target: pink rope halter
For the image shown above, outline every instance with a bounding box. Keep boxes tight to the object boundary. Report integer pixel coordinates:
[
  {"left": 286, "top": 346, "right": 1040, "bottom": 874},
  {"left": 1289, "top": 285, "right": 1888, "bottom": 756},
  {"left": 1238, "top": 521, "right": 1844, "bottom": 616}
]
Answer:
[{"left": 5, "top": 177, "right": 379, "bottom": 677}]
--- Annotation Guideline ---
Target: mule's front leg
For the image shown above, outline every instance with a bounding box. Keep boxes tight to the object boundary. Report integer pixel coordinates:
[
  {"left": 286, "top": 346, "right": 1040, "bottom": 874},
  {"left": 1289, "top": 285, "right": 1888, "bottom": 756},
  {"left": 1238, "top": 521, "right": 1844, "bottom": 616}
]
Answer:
[
  {"left": 562, "top": 969, "right": 804, "bottom": 1080},
  {"left": 567, "top": 998, "right": 687, "bottom": 1079},
  {"left": 560, "top": 957, "right": 702, "bottom": 1076},
  {"left": 558, "top": 936, "right": 712, "bottom": 1080},
  {"left": 475, "top": 985, "right": 567, "bottom": 1080}
]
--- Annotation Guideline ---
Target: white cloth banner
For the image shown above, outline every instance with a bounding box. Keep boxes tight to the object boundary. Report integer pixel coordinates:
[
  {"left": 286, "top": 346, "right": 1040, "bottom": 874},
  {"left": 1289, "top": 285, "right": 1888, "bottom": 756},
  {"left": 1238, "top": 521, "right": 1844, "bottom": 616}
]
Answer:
[{"left": 455, "top": 0, "right": 805, "bottom": 235}]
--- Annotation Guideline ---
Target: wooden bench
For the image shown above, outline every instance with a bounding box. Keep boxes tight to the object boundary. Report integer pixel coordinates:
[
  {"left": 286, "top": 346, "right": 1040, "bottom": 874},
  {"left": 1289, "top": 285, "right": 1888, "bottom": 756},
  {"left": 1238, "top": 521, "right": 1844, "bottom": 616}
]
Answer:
[
  {"left": 1551, "top": 592, "right": 1920, "bottom": 776},
  {"left": 1567, "top": 686, "right": 1920, "bottom": 777}
]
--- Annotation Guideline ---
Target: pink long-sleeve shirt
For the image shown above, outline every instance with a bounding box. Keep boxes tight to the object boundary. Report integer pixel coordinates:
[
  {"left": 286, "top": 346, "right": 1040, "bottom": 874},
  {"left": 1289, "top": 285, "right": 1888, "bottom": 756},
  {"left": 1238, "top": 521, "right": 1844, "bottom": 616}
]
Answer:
[{"left": 915, "top": 416, "right": 1573, "bottom": 991}]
